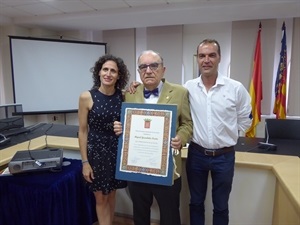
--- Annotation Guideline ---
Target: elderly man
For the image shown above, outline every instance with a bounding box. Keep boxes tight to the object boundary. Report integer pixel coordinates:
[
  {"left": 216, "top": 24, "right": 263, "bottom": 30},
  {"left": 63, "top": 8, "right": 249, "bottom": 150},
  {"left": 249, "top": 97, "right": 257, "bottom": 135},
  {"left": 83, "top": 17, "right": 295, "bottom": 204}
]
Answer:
[{"left": 114, "top": 50, "right": 193, "bottom": 225}]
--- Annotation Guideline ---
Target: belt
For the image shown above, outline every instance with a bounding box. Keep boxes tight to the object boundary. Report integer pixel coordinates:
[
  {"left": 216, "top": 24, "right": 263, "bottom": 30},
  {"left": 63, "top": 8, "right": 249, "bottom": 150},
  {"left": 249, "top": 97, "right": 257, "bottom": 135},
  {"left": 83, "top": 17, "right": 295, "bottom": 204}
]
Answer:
[{"left": 190, "top": 142, "right": 234, "bottom": 156}]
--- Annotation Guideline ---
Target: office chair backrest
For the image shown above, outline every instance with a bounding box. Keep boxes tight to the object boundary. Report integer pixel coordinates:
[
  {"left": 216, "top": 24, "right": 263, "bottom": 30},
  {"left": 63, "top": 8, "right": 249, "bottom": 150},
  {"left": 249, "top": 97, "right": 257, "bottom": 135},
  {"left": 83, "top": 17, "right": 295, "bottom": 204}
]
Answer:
[
  {"left": 266, "top": 118, "right": 300, "bottom": 140},
  {"left": 0, "top": 104, "right": 24, "bottom": 132}
]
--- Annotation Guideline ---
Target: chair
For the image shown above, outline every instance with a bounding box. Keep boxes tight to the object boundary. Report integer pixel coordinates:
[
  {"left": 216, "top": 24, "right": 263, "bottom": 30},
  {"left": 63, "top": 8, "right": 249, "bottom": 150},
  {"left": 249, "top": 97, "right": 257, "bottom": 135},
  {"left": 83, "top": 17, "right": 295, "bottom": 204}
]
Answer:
[{"left": 265, "top": 118, "right": 300, "bottom": 140}]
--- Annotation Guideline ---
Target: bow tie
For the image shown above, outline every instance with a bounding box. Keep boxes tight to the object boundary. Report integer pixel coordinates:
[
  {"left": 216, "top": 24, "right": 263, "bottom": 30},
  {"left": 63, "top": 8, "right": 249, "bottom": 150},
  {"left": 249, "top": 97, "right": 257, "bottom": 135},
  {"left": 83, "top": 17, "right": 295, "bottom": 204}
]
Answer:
[{"left": 144, "top": 88, "right": 159, "bottom": 99}]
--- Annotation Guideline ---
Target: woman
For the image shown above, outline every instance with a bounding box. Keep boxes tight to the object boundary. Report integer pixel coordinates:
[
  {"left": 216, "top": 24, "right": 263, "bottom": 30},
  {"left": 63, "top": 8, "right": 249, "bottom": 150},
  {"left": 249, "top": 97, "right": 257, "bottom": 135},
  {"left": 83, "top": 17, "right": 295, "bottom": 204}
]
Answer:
[{"left": 78, "top": 54, "right": 130, "bottom": 225}]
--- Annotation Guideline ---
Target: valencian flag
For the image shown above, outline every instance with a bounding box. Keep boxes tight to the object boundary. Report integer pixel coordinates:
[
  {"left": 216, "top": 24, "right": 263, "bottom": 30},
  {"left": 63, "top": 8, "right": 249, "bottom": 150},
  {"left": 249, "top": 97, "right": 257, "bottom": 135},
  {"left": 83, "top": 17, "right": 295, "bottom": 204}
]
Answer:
[
  {"left": 246, "top": 22, "right": 262, "bottom": 137},
  {"left": 273, "top": 22, "right": 287, "bottom": 119}
]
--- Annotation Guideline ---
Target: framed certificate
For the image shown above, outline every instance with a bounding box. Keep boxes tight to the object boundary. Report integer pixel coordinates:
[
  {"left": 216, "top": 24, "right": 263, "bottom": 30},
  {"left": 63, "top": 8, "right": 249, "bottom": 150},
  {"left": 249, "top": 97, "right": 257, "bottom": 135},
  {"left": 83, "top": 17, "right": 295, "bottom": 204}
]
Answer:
[{"left": 115, "top": 103, "right": 177, "bottom": 186}]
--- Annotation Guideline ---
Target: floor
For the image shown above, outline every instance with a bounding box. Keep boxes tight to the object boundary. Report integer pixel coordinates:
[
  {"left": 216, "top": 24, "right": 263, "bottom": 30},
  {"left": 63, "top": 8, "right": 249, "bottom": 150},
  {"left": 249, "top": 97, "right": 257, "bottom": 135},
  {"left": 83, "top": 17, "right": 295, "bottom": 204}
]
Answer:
[
  {"left": 113, "top": 216, "right": 160, "bottom": 225},
  {"left": 93, "top": 214, "right": 160, "bottom": 225},
  {"left": 112, "top": 215, "right": 135, "bottom": 225}
]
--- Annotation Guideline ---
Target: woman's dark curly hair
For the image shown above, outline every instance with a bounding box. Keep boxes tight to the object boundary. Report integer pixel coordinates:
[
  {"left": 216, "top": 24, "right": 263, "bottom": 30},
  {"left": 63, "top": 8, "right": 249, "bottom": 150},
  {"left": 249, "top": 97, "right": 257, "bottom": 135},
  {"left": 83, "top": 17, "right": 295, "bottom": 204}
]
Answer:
[{"left": 90, "top": 54, "right": 130, "bottom": 90}]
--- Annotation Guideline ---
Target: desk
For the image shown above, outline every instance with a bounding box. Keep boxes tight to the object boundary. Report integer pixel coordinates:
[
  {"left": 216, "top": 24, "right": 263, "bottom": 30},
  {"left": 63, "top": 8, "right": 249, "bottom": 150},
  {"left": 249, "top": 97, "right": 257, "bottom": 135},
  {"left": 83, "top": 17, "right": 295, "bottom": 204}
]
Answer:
[
  {"left": 0, "top": 123, "right": 79, "bottom": 151},
  {"left": 0, "top": 124, "right": 299, "bottom": 225},
  {"left": 0, "top": 123, "right": 79, "bottom": 168},
  {"left": 235, "top": 137, "right": 300, "bottom": 157},
  {"left": 0, "top": 158, "right": 96, "bottom": 225}
]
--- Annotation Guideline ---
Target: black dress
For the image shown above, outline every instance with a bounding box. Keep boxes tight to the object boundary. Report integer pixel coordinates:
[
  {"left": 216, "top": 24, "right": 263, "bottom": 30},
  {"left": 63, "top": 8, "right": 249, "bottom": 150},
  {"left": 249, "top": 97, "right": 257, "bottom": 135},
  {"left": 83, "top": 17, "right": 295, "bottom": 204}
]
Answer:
[{"left": 86, "top": 88, "right": 127, "bottom": 194}]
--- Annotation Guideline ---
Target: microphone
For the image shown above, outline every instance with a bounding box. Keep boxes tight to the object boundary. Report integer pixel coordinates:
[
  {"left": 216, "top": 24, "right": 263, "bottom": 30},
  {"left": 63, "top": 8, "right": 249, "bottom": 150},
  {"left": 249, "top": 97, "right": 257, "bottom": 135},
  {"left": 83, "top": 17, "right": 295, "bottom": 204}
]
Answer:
[{"left": 258, "top": 121, "right": 277, "bottom": 150}]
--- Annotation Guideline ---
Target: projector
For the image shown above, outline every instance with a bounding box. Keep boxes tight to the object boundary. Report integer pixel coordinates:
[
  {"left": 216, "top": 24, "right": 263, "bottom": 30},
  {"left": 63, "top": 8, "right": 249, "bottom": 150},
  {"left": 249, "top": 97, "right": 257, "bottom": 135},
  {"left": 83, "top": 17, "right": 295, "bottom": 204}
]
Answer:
[{"left": 8, "top": 148, "right": 63, "bottom": 174}]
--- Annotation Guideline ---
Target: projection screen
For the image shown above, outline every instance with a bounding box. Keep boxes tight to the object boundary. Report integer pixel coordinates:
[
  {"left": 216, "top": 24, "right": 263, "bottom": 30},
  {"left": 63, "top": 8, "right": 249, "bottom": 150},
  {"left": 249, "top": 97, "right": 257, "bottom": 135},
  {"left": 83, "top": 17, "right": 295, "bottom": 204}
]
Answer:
[{"left": 9, "top": 36, "right": 106, "bottom": 114}]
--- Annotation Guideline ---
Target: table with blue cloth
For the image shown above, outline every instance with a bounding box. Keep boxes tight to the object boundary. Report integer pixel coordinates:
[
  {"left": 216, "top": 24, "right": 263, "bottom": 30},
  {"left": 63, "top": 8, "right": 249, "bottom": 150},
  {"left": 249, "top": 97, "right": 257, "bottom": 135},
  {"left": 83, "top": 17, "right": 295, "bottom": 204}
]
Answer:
[{"left": 0, "top": 158, "right": 96, "bottom": 225}]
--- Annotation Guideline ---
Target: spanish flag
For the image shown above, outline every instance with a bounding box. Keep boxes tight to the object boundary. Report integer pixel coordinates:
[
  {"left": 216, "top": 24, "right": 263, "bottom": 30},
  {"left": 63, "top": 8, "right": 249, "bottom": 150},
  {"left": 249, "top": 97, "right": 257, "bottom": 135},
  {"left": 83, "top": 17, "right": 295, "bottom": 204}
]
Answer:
[
  {"left": 273, "top": 22, "right": 287, "bottom": 119},
  {"left": 246, "top": 23, "right": 262, "bottom": 137}
]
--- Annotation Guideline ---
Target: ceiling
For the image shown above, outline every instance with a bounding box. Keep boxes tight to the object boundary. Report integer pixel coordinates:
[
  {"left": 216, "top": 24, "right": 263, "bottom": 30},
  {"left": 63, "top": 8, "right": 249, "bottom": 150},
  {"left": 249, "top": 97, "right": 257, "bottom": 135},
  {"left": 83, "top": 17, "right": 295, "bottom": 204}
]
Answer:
[{"left": 0, "top": 0, "right": 299, "bottom": 31}]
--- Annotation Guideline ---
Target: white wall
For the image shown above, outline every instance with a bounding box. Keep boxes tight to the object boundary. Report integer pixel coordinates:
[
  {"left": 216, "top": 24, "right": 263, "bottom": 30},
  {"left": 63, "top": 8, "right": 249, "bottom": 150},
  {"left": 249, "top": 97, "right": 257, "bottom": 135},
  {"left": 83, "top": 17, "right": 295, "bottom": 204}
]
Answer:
[
  {"left": 288, "top": 18, "right": 300, "bottom": 116},
  {"left": 103, "top": 28, "right": 136, "bottom": 85},
  {"left": 1, "top": 18, "right": 298, "bottom": 134},
  {"left": 183, "top": 22, "right": 232, "bottom": 82},
  {"left": 147, "top": 25, "right": 184, "bottom": 85},
  {"left": 1, "top": 18, "right": 299, "bottom": 136},
  {"left": 230, "top": 19, "right": 295, "bottom": 117}
]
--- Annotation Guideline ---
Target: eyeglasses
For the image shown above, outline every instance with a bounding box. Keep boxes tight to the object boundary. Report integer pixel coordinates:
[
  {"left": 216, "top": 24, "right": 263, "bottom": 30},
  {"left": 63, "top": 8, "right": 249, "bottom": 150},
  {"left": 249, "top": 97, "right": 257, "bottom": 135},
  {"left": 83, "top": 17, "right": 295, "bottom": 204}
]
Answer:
[{"left": 138, "top": 63, "right": 162, "bottom": 72}]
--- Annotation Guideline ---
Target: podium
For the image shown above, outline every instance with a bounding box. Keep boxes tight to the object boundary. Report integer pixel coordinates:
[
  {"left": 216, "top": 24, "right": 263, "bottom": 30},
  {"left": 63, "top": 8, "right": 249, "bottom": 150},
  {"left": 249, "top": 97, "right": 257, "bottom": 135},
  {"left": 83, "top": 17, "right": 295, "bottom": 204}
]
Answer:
[{"left": 0, "top": 158, "right": 96, "bottom": 225}]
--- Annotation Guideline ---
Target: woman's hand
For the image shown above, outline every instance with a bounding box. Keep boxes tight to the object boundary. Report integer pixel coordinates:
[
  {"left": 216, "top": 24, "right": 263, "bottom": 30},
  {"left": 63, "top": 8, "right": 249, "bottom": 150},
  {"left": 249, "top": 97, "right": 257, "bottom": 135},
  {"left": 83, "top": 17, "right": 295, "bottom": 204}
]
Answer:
[
  {"left": 82, "top": 163, "right": 94, "bottom": 183},
  {"left": 114, "top": 121, "right": 123, "bottom": 136}
]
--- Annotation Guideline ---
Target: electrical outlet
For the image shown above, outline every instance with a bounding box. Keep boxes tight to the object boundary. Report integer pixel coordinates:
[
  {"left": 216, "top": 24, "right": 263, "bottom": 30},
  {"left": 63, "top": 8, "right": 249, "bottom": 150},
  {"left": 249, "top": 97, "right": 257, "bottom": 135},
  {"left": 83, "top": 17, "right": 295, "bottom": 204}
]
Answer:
[
  {"left": 47, "top": 114, "right": 64, "bottom": 124},
  {"left": 51, "top": 115, "right": 60, "bottom": 123},
  {"left": 52, "top": 115, "right": 59, "bottom": 122}
]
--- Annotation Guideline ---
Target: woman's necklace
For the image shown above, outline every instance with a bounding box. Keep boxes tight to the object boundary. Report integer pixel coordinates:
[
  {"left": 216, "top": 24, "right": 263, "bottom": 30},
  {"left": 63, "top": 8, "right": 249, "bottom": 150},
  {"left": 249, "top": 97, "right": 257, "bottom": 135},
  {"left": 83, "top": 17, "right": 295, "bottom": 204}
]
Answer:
[{"left": 98, "top": 86, "right": 115, "bottom": 96}]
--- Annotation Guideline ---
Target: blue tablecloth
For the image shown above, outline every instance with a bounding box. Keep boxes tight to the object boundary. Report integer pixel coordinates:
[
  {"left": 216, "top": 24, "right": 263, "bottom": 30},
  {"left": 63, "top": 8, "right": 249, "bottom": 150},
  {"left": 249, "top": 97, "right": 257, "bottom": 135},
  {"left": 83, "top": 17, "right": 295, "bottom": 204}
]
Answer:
[{"left": 0, "top": 158, "right": 96, "bottom": 225}]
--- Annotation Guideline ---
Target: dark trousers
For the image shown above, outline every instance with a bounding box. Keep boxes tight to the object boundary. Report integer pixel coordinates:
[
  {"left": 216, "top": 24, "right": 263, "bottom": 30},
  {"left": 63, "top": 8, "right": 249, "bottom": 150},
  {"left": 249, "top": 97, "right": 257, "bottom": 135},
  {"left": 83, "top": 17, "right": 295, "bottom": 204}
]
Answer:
[
  {"left": 186, "top": 144, "right": 235, "bottom": 225},
  {"left": 128, "top": 178, "right": 182, "bottom": 225}
]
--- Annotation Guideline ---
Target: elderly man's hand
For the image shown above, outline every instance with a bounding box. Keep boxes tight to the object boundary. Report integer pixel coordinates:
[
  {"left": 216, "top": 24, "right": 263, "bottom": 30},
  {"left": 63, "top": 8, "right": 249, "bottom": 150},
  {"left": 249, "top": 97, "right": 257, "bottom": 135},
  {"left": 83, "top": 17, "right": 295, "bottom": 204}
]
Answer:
[
  {"left": 126, "top": 81, "right": 141, "bottom": 94},
  {"left": 171, "top": 135, "right": 182, "bottom": 151}
]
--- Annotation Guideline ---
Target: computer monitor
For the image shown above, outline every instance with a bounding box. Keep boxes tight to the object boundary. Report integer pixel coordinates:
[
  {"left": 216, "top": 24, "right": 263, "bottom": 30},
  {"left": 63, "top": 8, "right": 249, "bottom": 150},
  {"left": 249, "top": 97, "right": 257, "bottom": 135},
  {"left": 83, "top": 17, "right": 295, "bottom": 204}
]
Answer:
[{"left": 0, "top": 104, "right": 24, "bottom": 132}]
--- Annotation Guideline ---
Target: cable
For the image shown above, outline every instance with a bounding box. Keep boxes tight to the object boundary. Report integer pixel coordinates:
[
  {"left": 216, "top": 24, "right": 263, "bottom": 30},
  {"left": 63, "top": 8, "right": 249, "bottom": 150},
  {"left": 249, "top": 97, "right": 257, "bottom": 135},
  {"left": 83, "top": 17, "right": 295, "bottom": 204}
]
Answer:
[
  {"left": 24, "top": 123, "right": 54, "bottom": 167},
  {"left": 245, "top": 144, "right": 261, "bottom": 152},
  {"left": 245, "top": 144, "right": 275, "bottom": 153},
  {"left": 50, "top": 167, "right": 62, "bottom": 172},
  {"left": 25, "top": 137, "right": 41, "bottom": 166},
  {"left": 44, "top": 123, "right": 54, "bottom": 147}
]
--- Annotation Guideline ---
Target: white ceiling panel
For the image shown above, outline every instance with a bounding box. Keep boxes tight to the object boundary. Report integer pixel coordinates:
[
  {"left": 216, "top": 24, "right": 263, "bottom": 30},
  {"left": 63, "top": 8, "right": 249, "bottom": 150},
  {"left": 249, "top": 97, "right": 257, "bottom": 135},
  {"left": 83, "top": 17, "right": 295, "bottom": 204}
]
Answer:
[
  {"left": 0, "top": 0, "right": 38, "bottom": 2},
  {"left": 15, "top": 3, "right": 62, "bottom": 16},
  {"left": 166, "top": 0, "right": 202, "bottom": 2},
  {"left": 82, "top": 0, "right": 129, "bottom": 10},
  {"left": 125, "top": 0, "right": 168, "bottom": 7},
  {"left": 0, "top": 5, "right": 33, "bottom": 17},
  {"left": 38, "top": 0, "right": 83, "bottom": 2},
  {"left": 0, "top": 0, "right": 40, "bottom": 6},
  {"left": 43, "top": 1, "right": 94, "bottom": 13},
  {"left": 0, "top": 0, "right": 299, "bottom": 31}
]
